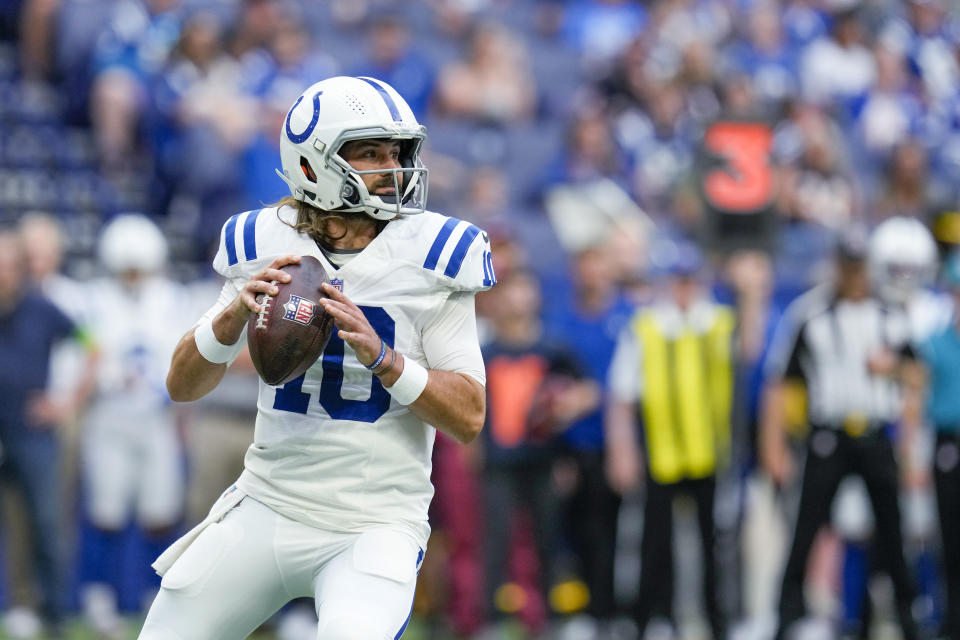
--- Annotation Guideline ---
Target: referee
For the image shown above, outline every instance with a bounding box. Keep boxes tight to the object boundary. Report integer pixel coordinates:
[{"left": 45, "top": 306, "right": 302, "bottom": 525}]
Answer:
[{"left": 761, "top": 235, "right": 924, "bottom": 640}]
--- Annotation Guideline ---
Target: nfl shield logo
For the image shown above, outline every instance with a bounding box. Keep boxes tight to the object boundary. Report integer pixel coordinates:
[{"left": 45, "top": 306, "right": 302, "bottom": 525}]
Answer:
[
  {"left": 330, "top": 278, "right": 343, "bottom": 291},
  {"left": 282, "top": 295, "right": 315, "bottom": 325}
]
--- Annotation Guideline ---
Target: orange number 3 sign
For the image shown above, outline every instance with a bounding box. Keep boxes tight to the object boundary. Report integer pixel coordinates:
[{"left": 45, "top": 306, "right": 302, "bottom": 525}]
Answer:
[{"left": 703, "top": 122, "right": 775, "bottom": 214}]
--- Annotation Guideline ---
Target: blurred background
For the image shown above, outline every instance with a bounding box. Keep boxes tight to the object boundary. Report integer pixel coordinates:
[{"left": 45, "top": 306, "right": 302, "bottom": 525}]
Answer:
[{"left": 2, "top": 0, "right": 960, "bottom": 638}]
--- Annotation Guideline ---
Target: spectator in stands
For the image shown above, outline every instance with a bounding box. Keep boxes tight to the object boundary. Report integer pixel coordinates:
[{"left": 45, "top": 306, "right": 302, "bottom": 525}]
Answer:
[
  {"left": 246, "top": 13, "right": 337, "bottom": 103},
  {"left": 625, "top": 78, "right": 696, "bottom": 216},
  {"left": 851, "top": 46, "right": 922, "bottom": 162},
  {"left": 481, "top": 269, "right": 598, "bottom": 636},
  {"left": 778, "top": 106, "right": 859, "bottom": 232},
  {"left": 0, "top": 229, "right": 96, "bottom": 636},
  {"left": 599, "top": 35, "right": 651, "bottom": 113},
  {"left": 723, "top": 2, "right": 801, "bottom": 110},
  {"left": 548, "top": 104, "right": 629, "bottom": 188},
  {"left": 561, "top": 0, "right": 647, "bottom": 72},
  {"left": 153, "top": 11, "right": 258, "bottom": 251},
  {"left": 52, "top": 0, "right": 115, "bottom": 123},
  {"left": 224, "top": 0, "right": 282, "bottom": 63},
  {"left": 782, "top": 0, "right": 829, "bottom": 50},
  {"left": 606, "top": 242, "right": 734, "bottom": 640},
  {"left": 872, "top": 139, "right": 942, "bottom": 222},
  {"left": 771, "top": 104, "right": 851, "bottom": 287},
  {"left": 646, "top": 0, "right": 732, "bottom": 78},
  {"left": 879, "top": 0, "right": 960, "bottom": 103},
  {"left": 350, "top": 15, "right": 434, "bottom": 121},
  {"left": 800, "top": 6, "right": 876, "bottom": 108},
  {"left": 543, "top": 239, "right": 632, "bottom": 633},
  {"left": 433, "top": 22, "right": 537, "bottom": 125},
  {"left": 677, "top": 40, "right": 722, "bottom": 126},
  {"left": 90, "top": 0, "right": 183, "bottom": 166}
]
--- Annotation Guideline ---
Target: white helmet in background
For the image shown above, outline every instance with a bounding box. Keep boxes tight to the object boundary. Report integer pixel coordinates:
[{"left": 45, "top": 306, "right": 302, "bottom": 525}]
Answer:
[
  {"left": 98, "top": 214, "right": 168, "bottom": 275},
  {"left": 868, "top": 216, "right": 937, "bottom": 304},
  {"left": 276, "top": 76, "right": 428, "bottom": 220}
]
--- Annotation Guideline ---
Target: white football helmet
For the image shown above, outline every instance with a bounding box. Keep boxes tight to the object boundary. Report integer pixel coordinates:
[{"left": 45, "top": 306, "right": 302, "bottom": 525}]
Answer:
[
  {"left": 98, "top": 214, "right": 168, "bottom": 274},
  {"left": 868, "top": 216, "right": 937, "bottom": 304},
  {"left": 276, "top": 76, "right": 428, "bottom": 220}
]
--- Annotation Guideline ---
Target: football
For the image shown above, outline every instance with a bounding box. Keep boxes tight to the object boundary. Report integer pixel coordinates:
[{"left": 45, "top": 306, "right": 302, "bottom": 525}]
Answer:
[{"left": 247, "top": 256, "right": 336, "bottom": 386}]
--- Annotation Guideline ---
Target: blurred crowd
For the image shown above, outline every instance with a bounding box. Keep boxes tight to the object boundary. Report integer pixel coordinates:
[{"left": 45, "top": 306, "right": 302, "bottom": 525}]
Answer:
[{"left": 4, "top": 0, "right": 960, "bottom": 638}]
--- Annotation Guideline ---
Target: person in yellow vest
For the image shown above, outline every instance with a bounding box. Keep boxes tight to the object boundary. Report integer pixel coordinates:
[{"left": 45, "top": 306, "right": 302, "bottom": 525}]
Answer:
[{"left": 606, "top": 242, "right": 735, "bottom": 640}]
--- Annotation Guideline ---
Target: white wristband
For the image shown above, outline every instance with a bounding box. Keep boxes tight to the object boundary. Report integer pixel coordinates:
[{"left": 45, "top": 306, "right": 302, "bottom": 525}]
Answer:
[
  {"left": 194, "top": 319, "right": 242, "bottom": 364},
  {"left": 387, "top": 357, "right": 429, "bottom": 405}
]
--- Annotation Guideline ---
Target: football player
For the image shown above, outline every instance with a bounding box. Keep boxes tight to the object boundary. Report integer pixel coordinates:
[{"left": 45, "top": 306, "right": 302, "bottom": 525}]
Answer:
[
  {"left": 139, "top": 76, "right": 494, "bottom": 639},
  {"left": 81, "top": 214, "right": 189, "bottom": 637}
]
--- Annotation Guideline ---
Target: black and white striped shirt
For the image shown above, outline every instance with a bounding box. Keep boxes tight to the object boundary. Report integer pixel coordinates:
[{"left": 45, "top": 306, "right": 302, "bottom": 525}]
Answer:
[{"left": 765, "top": 285, "right": 915, "bottom": 428}]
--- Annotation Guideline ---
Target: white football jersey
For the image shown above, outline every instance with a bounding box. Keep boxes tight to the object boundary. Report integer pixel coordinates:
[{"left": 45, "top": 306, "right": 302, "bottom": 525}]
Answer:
[
  {"left": 211, "top": 205, "right": 494, "bottom": 546},
  {"left": 87, "top": 276, "right": 189, "bottom": 412}
]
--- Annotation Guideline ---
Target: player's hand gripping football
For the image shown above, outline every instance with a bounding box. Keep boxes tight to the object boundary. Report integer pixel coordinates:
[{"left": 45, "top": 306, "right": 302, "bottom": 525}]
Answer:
[
  {"left": 318, "top": 282, "right": 383, "bottom": 367},
  {"left": 232, "top": 254, "right": 301, "bottom": 318}
]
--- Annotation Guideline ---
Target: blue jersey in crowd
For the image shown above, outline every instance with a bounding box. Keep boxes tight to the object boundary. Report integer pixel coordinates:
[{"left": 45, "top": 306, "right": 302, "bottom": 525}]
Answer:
[{"left": 545, "top": 295, "right": 633, "bottom": 451}]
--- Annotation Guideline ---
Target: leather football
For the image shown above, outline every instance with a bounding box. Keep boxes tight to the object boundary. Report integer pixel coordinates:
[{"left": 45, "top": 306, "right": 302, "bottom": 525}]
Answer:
[{"left": 247, "top": 256, "right": 335, "bottom": 386}]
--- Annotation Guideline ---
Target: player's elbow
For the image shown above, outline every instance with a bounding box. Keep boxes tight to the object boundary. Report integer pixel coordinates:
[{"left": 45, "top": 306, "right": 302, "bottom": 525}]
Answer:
[
  {"left": 455, "top": 391, "right": 485, "bottom": 444},
  {"left": 166, "top": 371, "right": 194, "bottom": 402},
  {"left": 458, "top": 411, "right": 484, "bottom": 445}
]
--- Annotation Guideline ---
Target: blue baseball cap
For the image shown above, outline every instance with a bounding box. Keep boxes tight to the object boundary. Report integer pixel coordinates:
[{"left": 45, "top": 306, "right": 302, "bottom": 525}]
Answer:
[{"left": 667, "top": 242, "right": 704, "bottom": 277}]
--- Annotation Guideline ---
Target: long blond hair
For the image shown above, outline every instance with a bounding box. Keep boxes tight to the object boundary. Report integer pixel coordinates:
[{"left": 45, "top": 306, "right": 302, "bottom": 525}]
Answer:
[{"left": 269, "top": 196, "right": 351, "bottom": 246}]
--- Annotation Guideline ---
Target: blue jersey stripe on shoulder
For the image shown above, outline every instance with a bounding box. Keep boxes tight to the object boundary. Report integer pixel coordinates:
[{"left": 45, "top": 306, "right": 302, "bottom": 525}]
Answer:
[
  {"left": 443, "top": 225, "right": 480, "bottom": 278},
  {"left": 242, "top": 209, "right": 262, "bottom": 261},
  {"left": 423, "top": 217, "right": 460, "bottom": 271},
  {"left": 224, "top": 214, "right": 241, "bottom": 266}
]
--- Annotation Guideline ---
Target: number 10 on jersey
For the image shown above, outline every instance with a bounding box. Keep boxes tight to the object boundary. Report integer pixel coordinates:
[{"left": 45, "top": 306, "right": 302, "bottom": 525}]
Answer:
[{"left": 273, "top": 305, "right": 396, "bottom": 423}]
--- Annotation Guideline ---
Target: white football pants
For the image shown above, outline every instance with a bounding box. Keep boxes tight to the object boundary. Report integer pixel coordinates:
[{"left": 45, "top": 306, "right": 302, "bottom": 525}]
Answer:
[
  {"left": 83, "top": 402, "right": 184, "bottom": 530},
  {"left": 138, "top": 496, "right": 422, "bottom": 640}
]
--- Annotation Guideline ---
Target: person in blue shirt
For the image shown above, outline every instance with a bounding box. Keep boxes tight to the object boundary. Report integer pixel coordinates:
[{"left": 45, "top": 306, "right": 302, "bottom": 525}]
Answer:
[
  {"left": 0, "top": 229, "right": 97, "bottom": 634},
  {"left": 349, "top": 15, "right": 434, "bottom": 122},
  {"left": 543, "top": 242, "right": 633, "bottom": 628},
  {"left": 919, "top": 250, "right": 960, "bottom": 640}
]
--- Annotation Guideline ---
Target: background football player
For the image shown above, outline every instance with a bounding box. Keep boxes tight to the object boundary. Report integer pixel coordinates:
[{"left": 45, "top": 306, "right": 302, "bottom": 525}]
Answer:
[
  {"left": 138, "top": 76, "right": 494, "bottom": 640},
  {"left": 79, "top": 214, "right": 190, "bottom": 637}
]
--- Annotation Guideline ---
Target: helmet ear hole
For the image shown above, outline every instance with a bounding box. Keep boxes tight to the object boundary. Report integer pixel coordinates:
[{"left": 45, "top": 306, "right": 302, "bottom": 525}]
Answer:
[{"left": 300, "top": 157, "right": 318, "bottom": 183}]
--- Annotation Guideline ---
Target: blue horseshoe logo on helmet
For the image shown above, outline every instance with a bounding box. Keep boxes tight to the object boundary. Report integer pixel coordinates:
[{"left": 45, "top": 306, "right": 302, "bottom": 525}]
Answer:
[{"left": 285, "top": 91, "right": 323, "bottom": 144}]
